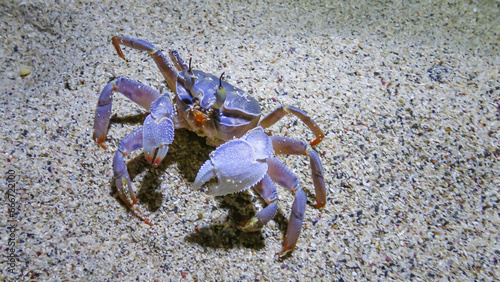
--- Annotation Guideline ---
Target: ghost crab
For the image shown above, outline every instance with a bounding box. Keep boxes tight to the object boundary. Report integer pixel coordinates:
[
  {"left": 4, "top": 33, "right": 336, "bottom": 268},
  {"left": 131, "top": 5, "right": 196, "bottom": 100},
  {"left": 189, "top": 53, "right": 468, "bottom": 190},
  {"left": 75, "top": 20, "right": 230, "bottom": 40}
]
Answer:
[{"left": 93, "top": 36, "right": 326, "bottom": 257}]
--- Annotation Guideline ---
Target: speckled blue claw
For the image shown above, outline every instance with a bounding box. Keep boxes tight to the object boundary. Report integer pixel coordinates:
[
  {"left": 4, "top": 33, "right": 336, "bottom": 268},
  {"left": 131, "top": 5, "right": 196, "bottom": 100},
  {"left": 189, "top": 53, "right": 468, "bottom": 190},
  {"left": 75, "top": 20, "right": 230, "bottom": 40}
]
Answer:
[
  {"left": 192, "top": 127, "right": 273, "bottom": 195},
  {"left": 143, "top": 96, "right": 175, "bottom": 166}
]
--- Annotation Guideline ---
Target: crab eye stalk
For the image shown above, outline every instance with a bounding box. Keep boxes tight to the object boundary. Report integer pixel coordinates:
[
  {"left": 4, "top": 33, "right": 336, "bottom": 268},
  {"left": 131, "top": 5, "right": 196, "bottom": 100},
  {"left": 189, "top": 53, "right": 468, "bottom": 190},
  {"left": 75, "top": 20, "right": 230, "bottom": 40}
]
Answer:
[
  {"left": 212, "top": 72, "right": 226, "bottom": 109},
  {"left": 185, "top": 58, "right": 196, "bottom": 91}
]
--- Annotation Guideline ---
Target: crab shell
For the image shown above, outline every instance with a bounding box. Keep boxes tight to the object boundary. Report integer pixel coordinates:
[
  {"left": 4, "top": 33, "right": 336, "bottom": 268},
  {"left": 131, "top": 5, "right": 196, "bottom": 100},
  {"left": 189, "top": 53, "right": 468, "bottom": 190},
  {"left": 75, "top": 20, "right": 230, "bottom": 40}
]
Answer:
[{"left": 175, "top": 70, "right": 261, "bottom": 145}]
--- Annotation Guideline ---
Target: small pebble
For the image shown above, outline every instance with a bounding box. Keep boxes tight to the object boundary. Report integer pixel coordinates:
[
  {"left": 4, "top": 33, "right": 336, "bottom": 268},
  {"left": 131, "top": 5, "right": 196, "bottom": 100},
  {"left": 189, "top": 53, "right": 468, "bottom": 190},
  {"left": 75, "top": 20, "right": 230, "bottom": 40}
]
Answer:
[{"left": 19, "top": 64, "right": 31, "bottom": 77}]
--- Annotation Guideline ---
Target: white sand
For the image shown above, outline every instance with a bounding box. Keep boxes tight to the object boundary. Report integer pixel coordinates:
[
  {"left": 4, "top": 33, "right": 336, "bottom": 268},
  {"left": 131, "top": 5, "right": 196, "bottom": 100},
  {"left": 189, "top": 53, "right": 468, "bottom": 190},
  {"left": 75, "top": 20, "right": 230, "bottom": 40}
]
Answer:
[{"left": 1, "top": 0, "right": 498, "bottom": 280}]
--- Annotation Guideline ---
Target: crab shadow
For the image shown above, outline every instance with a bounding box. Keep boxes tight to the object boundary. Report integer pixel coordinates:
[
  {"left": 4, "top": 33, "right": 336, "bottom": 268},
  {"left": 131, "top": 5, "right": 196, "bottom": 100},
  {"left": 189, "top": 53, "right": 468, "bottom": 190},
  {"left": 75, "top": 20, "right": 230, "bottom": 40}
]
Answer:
[
  {"left": 108, "top": 113, "right": 290, "bottom": 252},
  {"left": 185, "top": 193, "right": 288, "bottom": 252}
]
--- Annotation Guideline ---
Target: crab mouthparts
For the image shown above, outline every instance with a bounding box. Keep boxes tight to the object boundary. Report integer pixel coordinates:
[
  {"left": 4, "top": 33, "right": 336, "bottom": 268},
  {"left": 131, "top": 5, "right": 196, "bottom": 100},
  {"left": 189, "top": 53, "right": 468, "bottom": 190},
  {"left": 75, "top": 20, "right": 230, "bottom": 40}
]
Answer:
[{"left": 190, "top": 107, "right": 211, "bottom": 127}]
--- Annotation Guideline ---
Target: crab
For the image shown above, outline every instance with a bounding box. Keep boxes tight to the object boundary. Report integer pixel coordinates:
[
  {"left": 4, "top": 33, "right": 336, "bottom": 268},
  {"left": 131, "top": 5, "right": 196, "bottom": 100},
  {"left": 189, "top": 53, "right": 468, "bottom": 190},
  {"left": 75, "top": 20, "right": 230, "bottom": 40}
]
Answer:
[{"left": 93, "top": 36, "right": 326, "bottom": 257}]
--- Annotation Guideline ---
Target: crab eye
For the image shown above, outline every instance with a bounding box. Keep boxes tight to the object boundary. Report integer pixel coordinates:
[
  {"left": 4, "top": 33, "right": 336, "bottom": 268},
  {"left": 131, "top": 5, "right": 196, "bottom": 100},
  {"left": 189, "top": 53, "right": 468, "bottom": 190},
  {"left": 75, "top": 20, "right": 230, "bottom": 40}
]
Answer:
[
  {"left": 212, "top": 72, "right": 226, "bottom": 109},
  {"left": 185, "top": 58, "right": 196, "bottom": 91}
]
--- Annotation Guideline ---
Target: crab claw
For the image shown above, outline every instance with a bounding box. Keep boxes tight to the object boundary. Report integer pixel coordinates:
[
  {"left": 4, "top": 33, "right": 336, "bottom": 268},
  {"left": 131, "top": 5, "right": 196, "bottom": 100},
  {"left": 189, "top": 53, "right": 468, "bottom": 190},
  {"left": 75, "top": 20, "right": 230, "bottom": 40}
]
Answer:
[
  {"left": 192, "top": 140, "right": 267, "bottom": 195},
  {"left": 193, "top": 127, "right": 273, "bottom": 195},
  {"left": 143, "top": 115, "right": 174, "bottom": 166}
]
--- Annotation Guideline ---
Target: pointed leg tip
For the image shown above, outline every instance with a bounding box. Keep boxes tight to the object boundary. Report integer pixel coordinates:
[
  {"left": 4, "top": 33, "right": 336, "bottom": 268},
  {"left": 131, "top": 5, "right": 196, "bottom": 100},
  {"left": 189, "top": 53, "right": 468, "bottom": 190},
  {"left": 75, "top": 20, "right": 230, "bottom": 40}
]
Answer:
[
  {"left": 310, "top": 138, "right": 322, "bottom": 147},
  {"left": 312, "top": 202, "right": 326, "bottom": 209},
  {"left": 142, "top": 217, "right": 153, "bottom": 226},
  {"left": 111, "top": 36, "right": 126, "bottom": 60},
  {"left": 131, "top": 206, "right": 153, "bottom": 226},
  {"left": 97, "top": 142, "right": 108, "bottom": 150},
  {"left": 278, "top": 243, "right": 295, "bottom": 259},
  {"left": 240, "top": 217, "right": 262, "bottom": 232},
  {"left": 94, "top": 135, "right": 108, "bottom": 149}
]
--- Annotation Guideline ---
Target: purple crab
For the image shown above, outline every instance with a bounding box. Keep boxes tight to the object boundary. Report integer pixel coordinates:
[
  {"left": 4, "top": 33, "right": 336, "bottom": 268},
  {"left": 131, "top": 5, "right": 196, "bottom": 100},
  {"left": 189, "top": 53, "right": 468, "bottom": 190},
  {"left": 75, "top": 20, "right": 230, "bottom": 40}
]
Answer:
[{"left": 93, "top": 36, "right": 326, "bottom": 257}]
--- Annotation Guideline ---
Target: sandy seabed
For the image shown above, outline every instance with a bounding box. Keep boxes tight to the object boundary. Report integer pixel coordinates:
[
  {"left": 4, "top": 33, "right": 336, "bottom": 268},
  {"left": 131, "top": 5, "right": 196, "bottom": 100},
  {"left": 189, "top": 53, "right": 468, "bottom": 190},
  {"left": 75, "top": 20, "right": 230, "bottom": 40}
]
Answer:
[{"left": 1, "top": 0, "right": 499, "bottom": 280}]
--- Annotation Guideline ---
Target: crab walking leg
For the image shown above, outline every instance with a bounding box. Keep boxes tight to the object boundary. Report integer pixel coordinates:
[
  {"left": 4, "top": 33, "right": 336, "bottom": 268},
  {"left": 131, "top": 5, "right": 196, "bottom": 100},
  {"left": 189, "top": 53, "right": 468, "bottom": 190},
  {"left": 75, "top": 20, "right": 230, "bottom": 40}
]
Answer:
[
  {"left": 259, "top": 105, "right": 325, "bottom": 146},
  {"left": 241, "top": 174, "right": 279, "bottom": 232},
  {"left": 111, "top": 36, "right": 179, "bottom": 94},
  {"left": 270, "top": 136, "right": 326, "bottom": 209},
  {"left": 266, "top": 157, "right": 306, "bottom": 257},
  {"left": 112, "top": 127, "right": 152, "bottom": 225},
  {"left": 169, "top": 51, "right": 189, "bottom": 71},
  {"left": 93, "top": 78, "right": 161, "bottom": 149},
  {"left": 113, "top": 127, "right": 143, "bottom": 207}
]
